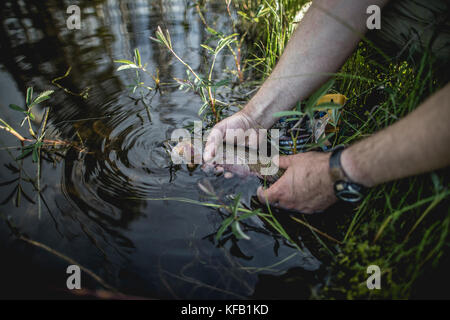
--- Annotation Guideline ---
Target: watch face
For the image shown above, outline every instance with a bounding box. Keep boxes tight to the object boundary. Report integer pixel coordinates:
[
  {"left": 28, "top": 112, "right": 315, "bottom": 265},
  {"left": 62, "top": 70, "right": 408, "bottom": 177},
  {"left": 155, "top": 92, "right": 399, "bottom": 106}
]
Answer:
[{"left": 334, "top": 181, "right": 364, "bottom": 202}]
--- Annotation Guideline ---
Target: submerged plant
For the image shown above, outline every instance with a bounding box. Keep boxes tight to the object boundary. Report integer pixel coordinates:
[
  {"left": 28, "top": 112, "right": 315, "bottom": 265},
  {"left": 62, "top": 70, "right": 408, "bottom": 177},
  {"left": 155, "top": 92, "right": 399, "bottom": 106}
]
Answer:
[{"left": 51, "top": 67, "right": 90, "bottom": 99}]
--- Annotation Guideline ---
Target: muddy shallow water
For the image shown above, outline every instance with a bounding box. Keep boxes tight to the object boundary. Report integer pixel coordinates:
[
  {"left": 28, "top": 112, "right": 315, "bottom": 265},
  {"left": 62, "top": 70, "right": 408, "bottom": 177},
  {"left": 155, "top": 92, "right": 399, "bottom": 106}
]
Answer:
[{"left": 0, "top": 0, "right": 348, "bottom": 299}]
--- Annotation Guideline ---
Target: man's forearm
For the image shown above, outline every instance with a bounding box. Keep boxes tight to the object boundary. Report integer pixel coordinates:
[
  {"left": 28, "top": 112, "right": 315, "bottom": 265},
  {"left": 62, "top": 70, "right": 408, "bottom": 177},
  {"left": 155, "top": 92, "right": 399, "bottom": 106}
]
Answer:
[
  {"left": 244, "top": 0, "right": 389, "bottom": 128},
  {"left": 342, "top": 83, "right": 450, "bottom": 187}
]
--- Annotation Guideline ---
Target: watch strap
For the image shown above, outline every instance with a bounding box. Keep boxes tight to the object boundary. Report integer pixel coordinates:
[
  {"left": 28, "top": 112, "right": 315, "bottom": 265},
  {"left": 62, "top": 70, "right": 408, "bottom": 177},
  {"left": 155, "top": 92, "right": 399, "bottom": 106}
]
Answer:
[
  {"left": 329, "top": 145, "right": 366, "bottom": 202},
  {"left": 329, "top": 145, "right": 347, "bottom": 181}
]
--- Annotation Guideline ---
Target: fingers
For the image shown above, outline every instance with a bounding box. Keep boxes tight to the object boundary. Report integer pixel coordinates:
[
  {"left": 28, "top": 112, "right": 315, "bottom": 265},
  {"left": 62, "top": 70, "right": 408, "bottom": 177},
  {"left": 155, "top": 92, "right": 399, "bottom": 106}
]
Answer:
[
  {"left": 257, "top": 186, "right": 275, "bottom": 205},
  {"left": 278, "top": 155, "right": 295, "bottom": 169},
  {"left": 203, "top": 128, "right": 223, "bottom": 162},
  {"left": 257, "top": 175, "right": 286, "bottom": 205}
]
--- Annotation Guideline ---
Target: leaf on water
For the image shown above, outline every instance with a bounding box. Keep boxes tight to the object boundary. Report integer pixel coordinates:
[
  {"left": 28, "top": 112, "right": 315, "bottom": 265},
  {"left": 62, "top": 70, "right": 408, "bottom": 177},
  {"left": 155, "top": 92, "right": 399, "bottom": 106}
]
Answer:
[
  {"left": 206, "top": 27, "right": 219, "bottom": 36},
  {"left": 32, "top": 148, "right": 38, "bottom": 163},
  {"left": 134, "top": 48, "right": 141, "bottom": 67},
  {"left": 149, "top": 36, "right": 162, "bottom": 45},
  {"left": 37, "top": 90, "right": 54, "bottom": 98},
  {"left": 198, "top": 101, "right": 209, "bottom": 116},
  {"left": 237, "top": 11, "right": 249, "bottom": 20},
  {"left": 237, "top": 209, "right": 261, "bottom": 221},
  {"left": 32, "top": 90, "right": 54, "bottom": 105},
  {"left": 213, "top": 79, "right": 230, "bottom": 88},
  {"left": 114, "top": 59, "right": 135, "bottom": 65},
  {"left": 215, "top": 34, "right": 238, "bottom": 54},
  {"left": 165, "top": 28, "right": 172, "bottom": 48},
  {"left": 22, "top": 144, "right": 34, "bottom": 150},
  {"left": 215, "top": 217, "right": 234, "bottom": 242},
  {"left": 26, "top": 87, "right": 33, "bottom": 106},
  {"left": 9, "top": 104, "right": 25, "bottom": 112},
  {"left": 231, "top": 194, "right": 242, "bottom": 218},
  {"left": 231, "top": 220, "right": 251, "bottom": 240},
  {"left": 200, "top": 44, "right": 214, "bottom": 53},
  {"left": 117, "top": 64, "right": 139, "bottom": 71},
  {"left": 16, "top": 148, "right": 33, "bottom": 160},
  {"left": 154, "top": 26, "right": 171, "bottom": 49},
  {"left": 35, "top": 141, "right": 44, "bottom": 148},
  {"left": 27, "top": 112, "right": 35, "bottom": 121}
]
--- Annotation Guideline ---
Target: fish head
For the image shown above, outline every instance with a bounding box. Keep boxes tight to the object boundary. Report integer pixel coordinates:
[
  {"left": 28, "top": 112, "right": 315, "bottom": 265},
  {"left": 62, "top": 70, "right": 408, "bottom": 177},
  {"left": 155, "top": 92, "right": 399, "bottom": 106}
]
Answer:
[{"left": 166, "top": 140, "right": 203, "bottom": 166}]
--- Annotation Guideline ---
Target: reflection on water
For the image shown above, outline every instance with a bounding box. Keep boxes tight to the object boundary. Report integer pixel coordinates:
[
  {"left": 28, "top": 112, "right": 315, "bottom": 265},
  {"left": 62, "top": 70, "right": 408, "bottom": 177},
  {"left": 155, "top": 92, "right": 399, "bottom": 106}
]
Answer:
[{"left": 0, "top": 0, "right": 324, "bottom": 298}]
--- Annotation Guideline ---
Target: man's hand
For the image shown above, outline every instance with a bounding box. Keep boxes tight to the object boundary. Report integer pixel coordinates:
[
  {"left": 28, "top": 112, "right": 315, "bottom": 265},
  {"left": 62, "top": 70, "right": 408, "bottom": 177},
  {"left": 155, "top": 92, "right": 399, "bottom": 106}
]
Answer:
[
  {"left": 203, "top": 110, "right": 262, "bottom": 163},
  {"left": 257, "top": 152, "right": 337, "bottom": 214}
]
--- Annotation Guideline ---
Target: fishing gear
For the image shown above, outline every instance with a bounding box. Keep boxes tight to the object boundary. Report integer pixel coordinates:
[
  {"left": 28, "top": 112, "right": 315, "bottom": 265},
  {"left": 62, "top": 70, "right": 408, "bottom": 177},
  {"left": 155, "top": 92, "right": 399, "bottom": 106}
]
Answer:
[{"left": 276, "top": 93, "right": 347, "bottom": 154}]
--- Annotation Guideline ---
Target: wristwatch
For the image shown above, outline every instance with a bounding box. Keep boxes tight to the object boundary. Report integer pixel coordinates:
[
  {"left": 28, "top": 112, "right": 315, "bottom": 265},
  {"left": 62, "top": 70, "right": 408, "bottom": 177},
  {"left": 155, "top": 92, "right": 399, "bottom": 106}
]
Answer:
[{"left": 329, "top": 145, "right": 365, "bottom": 203}]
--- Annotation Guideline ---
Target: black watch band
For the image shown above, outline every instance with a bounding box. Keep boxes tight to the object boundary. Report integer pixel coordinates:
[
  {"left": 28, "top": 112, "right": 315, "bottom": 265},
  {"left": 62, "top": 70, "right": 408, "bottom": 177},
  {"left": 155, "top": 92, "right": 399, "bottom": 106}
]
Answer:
[{"left": 329, "top": 145, "right": 365, "bottom": 203}]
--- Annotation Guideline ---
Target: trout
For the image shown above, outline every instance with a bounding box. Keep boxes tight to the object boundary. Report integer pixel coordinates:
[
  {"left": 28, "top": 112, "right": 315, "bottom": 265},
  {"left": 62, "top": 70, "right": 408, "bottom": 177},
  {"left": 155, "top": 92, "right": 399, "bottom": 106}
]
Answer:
[{"left": 164, "top": 140, "right": 285, "bottom": 183}]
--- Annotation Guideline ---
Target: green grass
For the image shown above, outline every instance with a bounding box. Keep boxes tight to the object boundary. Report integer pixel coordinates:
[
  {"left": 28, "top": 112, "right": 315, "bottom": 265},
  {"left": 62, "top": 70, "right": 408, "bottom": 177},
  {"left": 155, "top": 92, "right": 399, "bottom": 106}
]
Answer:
[
  {"left": 234, "top": 0, "right": 311, "bottom": 77},
  {"left": 317, "top": 44, "right": 450, "bottom": 299},
  {"left": 229, "top": 0, "right": 450, "bottom": 299}
]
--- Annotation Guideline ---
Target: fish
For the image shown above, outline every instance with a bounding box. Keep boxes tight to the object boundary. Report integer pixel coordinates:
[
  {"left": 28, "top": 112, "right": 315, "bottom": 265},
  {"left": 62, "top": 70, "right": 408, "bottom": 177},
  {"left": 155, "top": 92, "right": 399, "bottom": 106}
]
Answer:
[{"left": 164, "top": 140, "right": 285, "bottom": 183}]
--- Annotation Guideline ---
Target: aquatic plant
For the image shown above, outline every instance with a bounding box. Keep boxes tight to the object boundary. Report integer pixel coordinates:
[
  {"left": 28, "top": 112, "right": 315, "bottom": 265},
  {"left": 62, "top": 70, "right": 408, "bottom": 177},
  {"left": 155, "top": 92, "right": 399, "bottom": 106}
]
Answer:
[
  {"left": 1, "top": 87, "right": 84, "bottom": 218},
  {"left": 151, "top": 25, "right": 239, "bottom": 123},
  {"left": 115, "top": 48, "right": 160, "bottom": 122},
  {"left": 133, "top": 170, "right": 302, "bottom": 249},
  {"left": 1, "top": 87, "right": 55, "bottom": 219},
  {"left": 115, "top": 48, "right": 156, "bottom": 95},
  {"left": 52, "top": 67, "right": 90, "bottom": 99}
]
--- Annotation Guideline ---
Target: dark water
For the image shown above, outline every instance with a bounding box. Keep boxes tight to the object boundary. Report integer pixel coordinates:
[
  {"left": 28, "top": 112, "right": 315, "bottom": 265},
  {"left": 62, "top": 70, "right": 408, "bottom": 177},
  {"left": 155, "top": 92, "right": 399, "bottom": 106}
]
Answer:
[{"left": 0, "top": 0, "right": 338, "bottom": 299}]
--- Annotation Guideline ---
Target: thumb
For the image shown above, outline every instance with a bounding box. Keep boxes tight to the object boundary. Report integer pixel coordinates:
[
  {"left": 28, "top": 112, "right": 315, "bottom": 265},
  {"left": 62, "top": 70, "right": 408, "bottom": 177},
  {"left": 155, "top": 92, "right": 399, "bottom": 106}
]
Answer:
[{"left": 257, "top": 183, "right": 280, "bottom": 205}]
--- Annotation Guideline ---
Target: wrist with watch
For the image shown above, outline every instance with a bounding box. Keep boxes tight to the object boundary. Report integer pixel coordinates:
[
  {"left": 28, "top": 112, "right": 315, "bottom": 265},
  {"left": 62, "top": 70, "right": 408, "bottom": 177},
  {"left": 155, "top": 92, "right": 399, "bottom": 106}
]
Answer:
[{"left": 329, "top": 145, "right": 366, "bottom": 203}]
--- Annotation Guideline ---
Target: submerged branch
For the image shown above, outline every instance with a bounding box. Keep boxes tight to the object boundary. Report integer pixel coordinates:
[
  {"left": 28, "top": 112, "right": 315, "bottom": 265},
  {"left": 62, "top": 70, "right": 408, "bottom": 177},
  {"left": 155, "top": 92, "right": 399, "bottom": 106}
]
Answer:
[
  {"left": 0, "top": 125, "right": 26, "bottom": 142},
  {"left": 18, "top": 234, "right": 118, "bottom": 292}
]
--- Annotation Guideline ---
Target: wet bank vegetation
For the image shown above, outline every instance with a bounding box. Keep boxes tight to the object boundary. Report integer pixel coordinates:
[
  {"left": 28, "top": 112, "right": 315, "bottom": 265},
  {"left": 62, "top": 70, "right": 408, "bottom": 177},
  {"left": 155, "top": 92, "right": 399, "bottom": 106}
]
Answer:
[{"left": 178, "top": 0, "right": 450, "bottom": 299}]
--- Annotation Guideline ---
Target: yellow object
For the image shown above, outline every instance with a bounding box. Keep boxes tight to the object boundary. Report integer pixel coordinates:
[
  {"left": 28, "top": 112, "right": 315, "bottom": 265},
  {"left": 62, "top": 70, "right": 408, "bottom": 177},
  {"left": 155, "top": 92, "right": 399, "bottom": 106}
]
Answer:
[
  {"left": 317, "top": 93, "right": 347, "bottom": 134},
  {"left": 317, "top": 93, "right": 347, "bottom": 106}
]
